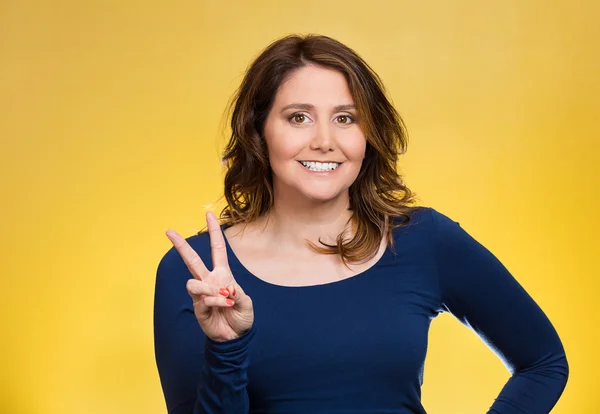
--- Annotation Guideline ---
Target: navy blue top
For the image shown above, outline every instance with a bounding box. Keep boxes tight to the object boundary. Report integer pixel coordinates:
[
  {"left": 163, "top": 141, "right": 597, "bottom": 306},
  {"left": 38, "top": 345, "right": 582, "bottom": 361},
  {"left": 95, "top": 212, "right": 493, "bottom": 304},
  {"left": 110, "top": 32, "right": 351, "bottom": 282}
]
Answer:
[{"left": 154, "top": 207, "right": 568, "bottom": 413}]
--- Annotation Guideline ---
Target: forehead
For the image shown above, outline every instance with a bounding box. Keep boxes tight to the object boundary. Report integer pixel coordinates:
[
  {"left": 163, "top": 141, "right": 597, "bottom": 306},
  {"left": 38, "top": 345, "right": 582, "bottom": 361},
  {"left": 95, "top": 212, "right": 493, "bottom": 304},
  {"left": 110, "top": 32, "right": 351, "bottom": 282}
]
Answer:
[{"left": 273, "top": 65, "right": 353, "bottom": 106}]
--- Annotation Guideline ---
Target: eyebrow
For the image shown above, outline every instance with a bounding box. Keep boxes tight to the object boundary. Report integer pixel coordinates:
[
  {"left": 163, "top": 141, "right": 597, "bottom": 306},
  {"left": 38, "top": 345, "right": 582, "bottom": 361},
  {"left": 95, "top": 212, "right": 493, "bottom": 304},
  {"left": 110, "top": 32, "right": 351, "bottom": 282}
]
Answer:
[{"left": 280, "top": 103, "right": 356, "bottom": 113}]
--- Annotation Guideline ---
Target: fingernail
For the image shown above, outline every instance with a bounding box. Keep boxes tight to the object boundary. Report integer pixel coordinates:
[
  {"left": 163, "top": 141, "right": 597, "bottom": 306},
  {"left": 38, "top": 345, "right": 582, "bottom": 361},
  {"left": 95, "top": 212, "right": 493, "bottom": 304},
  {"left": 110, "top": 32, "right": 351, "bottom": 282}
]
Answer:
[
  {"left": 232, "top": 287, "right": 236, "bottom": 296},
  {"left": 219, "top": 288, "right": 229, "bottom": 297},
  {"left": 226, "top": 299, "right": 235, "bottom": 306}
]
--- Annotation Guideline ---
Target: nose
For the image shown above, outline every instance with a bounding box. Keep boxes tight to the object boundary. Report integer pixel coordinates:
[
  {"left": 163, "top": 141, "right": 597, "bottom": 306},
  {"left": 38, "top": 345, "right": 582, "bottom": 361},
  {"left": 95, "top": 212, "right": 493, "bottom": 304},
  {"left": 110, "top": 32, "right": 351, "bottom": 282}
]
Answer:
[{"left": 309, "top": 121, "right": 335, "bottom": 152}]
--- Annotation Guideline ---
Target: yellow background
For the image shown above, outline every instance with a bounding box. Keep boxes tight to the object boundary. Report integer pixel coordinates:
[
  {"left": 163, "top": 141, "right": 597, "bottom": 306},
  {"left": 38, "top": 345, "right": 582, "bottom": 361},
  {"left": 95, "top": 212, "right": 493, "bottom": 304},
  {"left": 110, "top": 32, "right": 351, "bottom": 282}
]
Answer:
[{"left": 1, "top": 1, "right": 598, "bottom": 413}]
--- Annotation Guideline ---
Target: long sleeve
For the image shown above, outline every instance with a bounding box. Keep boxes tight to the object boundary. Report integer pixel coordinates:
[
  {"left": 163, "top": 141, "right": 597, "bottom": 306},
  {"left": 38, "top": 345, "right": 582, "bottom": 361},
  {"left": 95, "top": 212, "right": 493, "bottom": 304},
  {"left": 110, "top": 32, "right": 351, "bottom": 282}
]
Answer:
[
  {"left": 431, "top": 209, "right": 569, "bottom": 413},
  {"left": 153, "top": 244, "right": 254, "bottom": 414}
]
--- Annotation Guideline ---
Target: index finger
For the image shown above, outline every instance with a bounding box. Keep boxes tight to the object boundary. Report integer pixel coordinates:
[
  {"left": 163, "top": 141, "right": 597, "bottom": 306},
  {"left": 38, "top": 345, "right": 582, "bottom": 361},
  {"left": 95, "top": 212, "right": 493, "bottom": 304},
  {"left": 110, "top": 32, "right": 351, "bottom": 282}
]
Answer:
[
  {"left": 206, "top": 211, "right": 229, "bottom": 269},
  {"left": 166, "top": 229, "right": 209, "bottom": 280}
]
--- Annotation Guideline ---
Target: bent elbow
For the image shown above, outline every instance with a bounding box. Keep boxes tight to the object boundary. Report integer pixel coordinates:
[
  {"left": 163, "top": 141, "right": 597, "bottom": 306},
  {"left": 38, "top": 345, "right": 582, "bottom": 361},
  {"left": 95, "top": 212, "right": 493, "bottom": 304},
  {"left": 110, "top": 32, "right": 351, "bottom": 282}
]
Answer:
[
  {"left": 557, "top": 353, "right": 569, "bottom": 385},
  {"left": 518, "top": 348, "right": 569, "bottom": 385}
]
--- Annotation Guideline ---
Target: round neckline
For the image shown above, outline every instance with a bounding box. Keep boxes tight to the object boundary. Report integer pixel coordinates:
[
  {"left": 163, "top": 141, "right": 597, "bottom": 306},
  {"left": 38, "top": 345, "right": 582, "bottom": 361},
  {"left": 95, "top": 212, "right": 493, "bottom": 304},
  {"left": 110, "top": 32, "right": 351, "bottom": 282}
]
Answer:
[{"left": 220, "top": 223, "right": 392, "bottom": 290}]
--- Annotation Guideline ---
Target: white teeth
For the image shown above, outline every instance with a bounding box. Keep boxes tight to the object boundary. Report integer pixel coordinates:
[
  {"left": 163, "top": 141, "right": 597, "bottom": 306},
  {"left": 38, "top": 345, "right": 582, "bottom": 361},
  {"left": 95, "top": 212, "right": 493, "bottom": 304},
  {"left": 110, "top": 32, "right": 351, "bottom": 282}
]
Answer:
[{"left": 300, "top": 161, "right": 340, "bottom": 171}]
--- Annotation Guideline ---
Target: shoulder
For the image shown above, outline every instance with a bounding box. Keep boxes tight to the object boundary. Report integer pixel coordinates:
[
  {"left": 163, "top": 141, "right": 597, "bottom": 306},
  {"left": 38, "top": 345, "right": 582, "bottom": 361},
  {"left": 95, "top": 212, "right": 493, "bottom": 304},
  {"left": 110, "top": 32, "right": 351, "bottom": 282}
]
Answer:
[
  {"left": 389, "top": 206, "right": 467, "bottom": 251},
  {"left": 390, "top": 205, "right": 457, "bottom": 232}
]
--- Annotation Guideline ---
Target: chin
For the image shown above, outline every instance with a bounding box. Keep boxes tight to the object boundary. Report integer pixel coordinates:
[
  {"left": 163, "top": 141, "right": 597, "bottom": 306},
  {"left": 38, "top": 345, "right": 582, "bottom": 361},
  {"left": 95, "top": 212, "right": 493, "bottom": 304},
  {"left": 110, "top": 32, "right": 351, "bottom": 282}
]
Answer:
[{"left": 298, "top": 187, "right": 346, "bottom": 203}]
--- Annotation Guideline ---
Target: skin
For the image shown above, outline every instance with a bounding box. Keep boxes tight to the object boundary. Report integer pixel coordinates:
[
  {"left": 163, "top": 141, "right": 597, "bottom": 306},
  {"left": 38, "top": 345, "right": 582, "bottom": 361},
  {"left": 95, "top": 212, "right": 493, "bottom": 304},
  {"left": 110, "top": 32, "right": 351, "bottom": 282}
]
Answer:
[
  {"left": 166, "top": 213, "right": 254, "bottom": 341},
  {"left": 166, "top": 65, "right": 368, "bottom": 341}
]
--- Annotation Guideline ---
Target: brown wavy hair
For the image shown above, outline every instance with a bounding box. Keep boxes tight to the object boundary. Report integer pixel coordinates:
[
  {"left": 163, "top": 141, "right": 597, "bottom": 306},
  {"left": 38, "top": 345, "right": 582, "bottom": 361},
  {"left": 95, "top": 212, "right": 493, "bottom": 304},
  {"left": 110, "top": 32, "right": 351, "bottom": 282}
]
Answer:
[{"left": 214, "top": 34, "right": 418, "bottom": 265}]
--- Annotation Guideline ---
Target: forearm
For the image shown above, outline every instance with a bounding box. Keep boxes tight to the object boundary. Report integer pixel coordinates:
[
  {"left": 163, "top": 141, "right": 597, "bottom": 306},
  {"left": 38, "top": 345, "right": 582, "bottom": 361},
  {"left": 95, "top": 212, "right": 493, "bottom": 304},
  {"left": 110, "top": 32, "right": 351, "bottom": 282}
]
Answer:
[
  {"left": 488, "top": 351, "right": 569, "bottom": 414},
  {"left": 194, "top": 326, "right": 256, "bottom": 414}
]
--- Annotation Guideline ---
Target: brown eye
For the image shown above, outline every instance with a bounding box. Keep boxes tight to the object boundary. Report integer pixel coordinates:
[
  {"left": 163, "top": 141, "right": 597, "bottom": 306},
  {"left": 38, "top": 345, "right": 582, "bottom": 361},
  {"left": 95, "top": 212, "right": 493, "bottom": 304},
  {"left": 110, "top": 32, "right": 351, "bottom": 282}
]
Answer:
[
  {"left": 293, "top": 114, "right": 306, "bottom": 123},
  {"left": 336, "top": 115, "right": 354, "bottom": 124}
]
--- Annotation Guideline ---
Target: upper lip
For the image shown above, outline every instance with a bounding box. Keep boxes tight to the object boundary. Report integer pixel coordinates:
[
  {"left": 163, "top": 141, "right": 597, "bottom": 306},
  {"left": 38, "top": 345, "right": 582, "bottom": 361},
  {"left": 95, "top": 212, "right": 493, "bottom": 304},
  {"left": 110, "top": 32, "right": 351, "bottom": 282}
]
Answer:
[{"left": 298, "top": 160, "right": 343, "bottom": 163}]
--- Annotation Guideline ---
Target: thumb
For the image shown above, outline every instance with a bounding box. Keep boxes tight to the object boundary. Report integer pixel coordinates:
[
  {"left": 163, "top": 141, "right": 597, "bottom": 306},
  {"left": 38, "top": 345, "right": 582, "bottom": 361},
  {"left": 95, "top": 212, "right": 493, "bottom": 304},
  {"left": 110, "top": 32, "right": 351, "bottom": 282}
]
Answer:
[{"left": 227, "top": 282, "right": 252, "bottom": 310}]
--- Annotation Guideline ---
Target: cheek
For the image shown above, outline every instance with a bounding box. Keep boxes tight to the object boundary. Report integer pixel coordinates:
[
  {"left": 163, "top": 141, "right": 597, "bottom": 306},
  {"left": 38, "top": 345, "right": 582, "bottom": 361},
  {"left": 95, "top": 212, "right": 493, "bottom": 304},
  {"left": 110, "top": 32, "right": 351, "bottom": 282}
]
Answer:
[
  {"left": 267, "top": 139, "right": 302, "bottom": 172},
  {"left": 268, "top": 139, "right": 299, "bottom": 159},
  {"left": 264, "top": 123, "right": 306, "bottom": 164},
  {"left": 340, "top": 131, "right": 367, "bottom": 161}
]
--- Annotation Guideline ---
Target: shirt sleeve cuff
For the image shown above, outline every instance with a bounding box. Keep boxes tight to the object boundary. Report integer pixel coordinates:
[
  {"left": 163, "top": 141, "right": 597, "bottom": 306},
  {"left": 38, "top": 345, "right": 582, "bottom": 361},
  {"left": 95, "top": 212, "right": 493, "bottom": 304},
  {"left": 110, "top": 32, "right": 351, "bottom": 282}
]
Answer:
[{"left": 205, "top": 325, "right": 256, "bottom": 356}]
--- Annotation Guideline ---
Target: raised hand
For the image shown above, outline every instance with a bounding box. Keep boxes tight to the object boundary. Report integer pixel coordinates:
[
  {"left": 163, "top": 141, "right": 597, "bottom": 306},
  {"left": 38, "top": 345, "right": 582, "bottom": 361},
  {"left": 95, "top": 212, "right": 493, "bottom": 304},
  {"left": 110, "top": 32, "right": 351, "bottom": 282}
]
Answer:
[{"left": 166, "top": 211, "right": 254, "bottom": 341}]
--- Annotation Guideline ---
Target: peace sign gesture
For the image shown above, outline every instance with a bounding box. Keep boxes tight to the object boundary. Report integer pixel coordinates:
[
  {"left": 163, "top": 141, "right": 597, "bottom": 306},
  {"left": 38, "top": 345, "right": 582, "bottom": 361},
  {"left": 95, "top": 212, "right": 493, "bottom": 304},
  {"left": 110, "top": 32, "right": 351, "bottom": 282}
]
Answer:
[{"left": 166, "top": 212, "right": 254, "bottom": 342}]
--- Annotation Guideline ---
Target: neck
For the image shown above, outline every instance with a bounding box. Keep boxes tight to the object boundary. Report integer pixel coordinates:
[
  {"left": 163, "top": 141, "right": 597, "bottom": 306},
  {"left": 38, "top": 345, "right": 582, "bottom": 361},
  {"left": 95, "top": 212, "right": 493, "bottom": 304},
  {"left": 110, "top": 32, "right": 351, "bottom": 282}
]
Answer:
[{"left": 258, "top": 188, "right": 354, "bottom": 252}]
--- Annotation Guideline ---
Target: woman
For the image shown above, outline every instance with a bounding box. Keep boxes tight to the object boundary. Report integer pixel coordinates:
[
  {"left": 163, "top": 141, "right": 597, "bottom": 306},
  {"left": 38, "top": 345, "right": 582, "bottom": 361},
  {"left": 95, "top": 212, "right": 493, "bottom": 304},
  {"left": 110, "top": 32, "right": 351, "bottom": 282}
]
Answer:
[{"left": 154, "top": 34, "right": 568, "bottom": 413}]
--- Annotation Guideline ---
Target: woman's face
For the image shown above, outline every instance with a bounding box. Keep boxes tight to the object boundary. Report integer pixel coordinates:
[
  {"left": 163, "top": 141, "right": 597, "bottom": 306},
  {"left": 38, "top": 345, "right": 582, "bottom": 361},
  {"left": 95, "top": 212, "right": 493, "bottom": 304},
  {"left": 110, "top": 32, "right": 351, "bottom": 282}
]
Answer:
[{"left": 263, "top": 64, "right": 367, "bottom": 204}]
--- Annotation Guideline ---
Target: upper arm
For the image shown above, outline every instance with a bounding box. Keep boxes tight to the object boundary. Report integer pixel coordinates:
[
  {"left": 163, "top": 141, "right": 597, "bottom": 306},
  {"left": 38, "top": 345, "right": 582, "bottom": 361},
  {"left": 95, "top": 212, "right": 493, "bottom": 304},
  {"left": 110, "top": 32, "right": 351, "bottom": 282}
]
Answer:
[
  {"left": 154, "top": 247, "right": 206, "bottom": 413},
  {"left": 430, "top": 208, "right": 566, "bottom": 373}
]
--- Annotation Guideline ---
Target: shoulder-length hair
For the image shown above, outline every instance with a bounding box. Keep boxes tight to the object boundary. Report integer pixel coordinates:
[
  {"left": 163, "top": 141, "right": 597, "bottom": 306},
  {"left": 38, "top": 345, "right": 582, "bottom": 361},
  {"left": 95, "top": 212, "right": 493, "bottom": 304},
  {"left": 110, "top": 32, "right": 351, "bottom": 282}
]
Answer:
[{"left": 216, "top": 34, "right": 418, "bottom": 265}]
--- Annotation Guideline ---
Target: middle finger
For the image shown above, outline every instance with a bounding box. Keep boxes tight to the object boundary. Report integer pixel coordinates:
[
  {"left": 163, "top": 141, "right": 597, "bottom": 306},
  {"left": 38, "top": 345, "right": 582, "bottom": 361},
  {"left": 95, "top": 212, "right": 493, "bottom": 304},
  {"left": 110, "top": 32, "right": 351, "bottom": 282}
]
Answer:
[{"left": 166, "top": 229, "right": 209, "bottom": 280}]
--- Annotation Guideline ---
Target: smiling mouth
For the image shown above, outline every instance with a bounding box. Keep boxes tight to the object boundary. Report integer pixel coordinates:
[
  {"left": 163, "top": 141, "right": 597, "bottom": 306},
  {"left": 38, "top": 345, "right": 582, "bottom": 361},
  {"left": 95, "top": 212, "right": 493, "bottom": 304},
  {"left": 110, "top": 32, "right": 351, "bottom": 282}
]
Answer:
[{"left": 298, "top": 160, "right": 341, "bottom": 172}]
